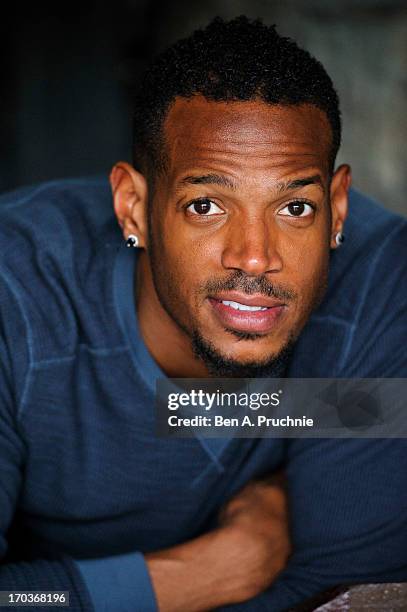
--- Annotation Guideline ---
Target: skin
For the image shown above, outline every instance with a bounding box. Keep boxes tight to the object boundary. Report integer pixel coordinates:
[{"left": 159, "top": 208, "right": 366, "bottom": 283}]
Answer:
[
  {"left": 109, "top": 97, "right": 351, "bottom": 609},
  {"left": 111, "top": 97, "right": 351, "bottom": 378},
  {"left": 144, "top": 475, "right": 290, "bottom": 611}
]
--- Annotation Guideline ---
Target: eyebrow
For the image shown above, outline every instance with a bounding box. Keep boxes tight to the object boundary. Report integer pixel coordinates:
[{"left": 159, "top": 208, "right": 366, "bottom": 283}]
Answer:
[
  {"left": 276, "top": 174, "right": 325, "bottom": 194},
  {"left": 178, "top": 174, "right": 237, "bottom": 190},
  {"left": 177, "top": 172, "right": 325, "bottom": 194}
]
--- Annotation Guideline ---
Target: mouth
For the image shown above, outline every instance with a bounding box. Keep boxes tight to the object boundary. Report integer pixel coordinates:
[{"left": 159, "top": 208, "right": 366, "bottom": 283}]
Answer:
[{"left": 208, "top": 292, "right": 287, "bottom": 334}]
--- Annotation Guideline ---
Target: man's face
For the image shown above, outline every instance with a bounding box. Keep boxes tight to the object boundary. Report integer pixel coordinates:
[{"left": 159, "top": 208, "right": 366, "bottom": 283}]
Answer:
[{"left": 143, "top": 97, "right": 336, "bottom": 373}]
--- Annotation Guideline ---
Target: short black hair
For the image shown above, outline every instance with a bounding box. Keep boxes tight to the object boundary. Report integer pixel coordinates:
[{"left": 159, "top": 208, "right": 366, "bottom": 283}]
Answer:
[{"left": 133, "top": 16, "right": 341, "bottom": 179}]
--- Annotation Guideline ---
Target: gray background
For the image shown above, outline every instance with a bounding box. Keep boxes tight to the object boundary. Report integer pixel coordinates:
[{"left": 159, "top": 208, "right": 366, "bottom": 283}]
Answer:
[{"left": 2, "top": 0, "right": 406, "bottom": 215}]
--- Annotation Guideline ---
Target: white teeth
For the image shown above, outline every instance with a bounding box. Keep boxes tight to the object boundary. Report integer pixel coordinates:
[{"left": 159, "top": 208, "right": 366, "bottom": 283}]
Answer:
[{"left": 221, "top": 300, "right": 268, "bottom": 311}]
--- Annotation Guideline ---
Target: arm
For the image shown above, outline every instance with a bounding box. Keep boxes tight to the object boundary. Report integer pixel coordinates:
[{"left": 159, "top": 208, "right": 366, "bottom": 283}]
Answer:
[
  {"left": 215, "top": 437, "right": 407, "bottom": 612},
  {"left": 145, "top": 474, "right": 290, "bottom": 612},
  {"left": 1, "top": 379, "right": 288, "bottom": 612},
  {"left": 0, "top": 278, "right": 93, "bottom": 610},
  {"left": 0, "top": 273, "right": 158, "bottom": 611}
]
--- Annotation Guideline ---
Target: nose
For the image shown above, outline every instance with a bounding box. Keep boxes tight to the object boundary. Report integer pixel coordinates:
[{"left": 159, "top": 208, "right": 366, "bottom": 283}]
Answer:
[{"left": 221, "top": 217, "right": 283, "bottom": 276}]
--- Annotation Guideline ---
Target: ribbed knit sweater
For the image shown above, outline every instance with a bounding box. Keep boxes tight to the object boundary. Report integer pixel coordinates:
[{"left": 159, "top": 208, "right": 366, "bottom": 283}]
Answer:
[{"left": 0, "top": 178, "right": 406, "bottom": 611}]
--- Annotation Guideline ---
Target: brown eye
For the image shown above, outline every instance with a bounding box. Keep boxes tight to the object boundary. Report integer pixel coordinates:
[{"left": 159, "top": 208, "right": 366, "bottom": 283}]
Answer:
[
  {"left": 279, "top": 200, "right": 314, "bottom": 217},
  {"left": 186, "top": 198, "right": 224, "bottom": 216},
  {"left": 288, "top": 202, "right": 305, "bottom": 216}
]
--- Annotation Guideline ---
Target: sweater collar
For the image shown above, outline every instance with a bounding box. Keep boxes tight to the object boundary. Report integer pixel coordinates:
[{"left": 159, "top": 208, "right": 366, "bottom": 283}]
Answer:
[{"left": 113, "top": 244, "right": 235, "bottom": 467}]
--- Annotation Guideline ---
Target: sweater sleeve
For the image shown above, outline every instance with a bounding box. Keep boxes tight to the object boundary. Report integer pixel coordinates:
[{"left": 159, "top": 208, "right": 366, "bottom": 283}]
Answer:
[
  {"left": 0, "top": 272, "right": 158, "bottom": 612},
  {"left": 0, "top": 275, "right": 119, "bottom": 612},
  {"left": 216, "top": 437, "right": 407, "bottom": 612},
  {"left": 75, "top": 553, "right": 157, "bottom": 612}
]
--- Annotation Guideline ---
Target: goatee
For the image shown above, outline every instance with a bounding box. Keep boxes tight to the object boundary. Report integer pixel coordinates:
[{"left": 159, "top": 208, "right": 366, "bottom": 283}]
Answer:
[{"left": 191, "top": 330, "right": 296, "bottom": 378}]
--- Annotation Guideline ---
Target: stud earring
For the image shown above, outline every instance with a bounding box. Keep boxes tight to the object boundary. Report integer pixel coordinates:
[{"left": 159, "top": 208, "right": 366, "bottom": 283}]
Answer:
[
  {"left": 126, "top": 234, "right": 139, "bottom": 248},
  {"left": 335, "top": 232, "right": 345, "bottom": 246}
]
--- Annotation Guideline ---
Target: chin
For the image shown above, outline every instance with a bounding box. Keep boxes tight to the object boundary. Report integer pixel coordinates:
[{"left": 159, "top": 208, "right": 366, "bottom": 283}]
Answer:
[
  {"left": 191, "top": 329, "right": 296, "bottom": 378},
  {"left": 222, "top": 341, "right": 283, "bottom": 364}
]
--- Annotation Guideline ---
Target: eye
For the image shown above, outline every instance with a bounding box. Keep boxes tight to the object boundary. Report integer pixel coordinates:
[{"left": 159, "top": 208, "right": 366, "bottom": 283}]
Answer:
[
  {"left": 278, "top": 200, "right": 314, "bottom": 217},
  {"left": 186, "top": 198, "right": 225, "bottom": 216}
]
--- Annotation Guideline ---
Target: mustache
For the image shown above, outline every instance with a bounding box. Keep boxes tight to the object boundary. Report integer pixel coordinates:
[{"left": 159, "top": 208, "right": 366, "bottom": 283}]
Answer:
[{"left": 203, "top": 270, "right": 297, "bottom": 301}]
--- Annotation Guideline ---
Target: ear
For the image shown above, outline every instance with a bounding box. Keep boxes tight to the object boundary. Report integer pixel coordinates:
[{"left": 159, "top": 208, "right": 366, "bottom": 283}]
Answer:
[
  {"left": 329, "top": 164, "right": 352, "bottom": 249},
  {"left": 110, "top": 161, "right": 148, "bottom": 248}
]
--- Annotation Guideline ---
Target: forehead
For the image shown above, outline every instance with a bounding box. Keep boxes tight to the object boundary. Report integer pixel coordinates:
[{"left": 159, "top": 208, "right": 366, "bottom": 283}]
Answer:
[{"left": 162, "top": 96, "right": 332, "bottom": 180}]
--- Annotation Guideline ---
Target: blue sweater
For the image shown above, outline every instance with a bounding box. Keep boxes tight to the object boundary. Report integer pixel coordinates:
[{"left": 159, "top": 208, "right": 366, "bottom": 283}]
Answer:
[{"left": 0, "top": 178, "right": 406, "bottom": 612}]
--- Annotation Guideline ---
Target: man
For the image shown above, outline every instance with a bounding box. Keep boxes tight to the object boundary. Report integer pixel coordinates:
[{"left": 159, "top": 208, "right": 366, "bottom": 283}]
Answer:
[{"left": 0, "top": 15, "right": 406, "bottom": 612}]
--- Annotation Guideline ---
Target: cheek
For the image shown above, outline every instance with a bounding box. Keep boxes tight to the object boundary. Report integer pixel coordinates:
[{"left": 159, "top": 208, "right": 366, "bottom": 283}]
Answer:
[
  {"left": 150, "top": 216, "right": 210, "bottom": 306},
  {"left": 301, "top": 257, "right": 329, "bottom": 306},
  {"left": 155, "top": 213, "right": 218, "bottom": 280},
  {"left": 282, "top": 232, "right": 330, "bottom": 301}
]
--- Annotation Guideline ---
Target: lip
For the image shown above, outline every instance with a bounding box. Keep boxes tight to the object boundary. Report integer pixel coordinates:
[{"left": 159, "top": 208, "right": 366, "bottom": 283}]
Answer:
[
  {"left": 210, "top": 291, "right": 285, "bottom": 309},
  {"left": 208, "top": 293, "right": 287, "bottom": 334}
]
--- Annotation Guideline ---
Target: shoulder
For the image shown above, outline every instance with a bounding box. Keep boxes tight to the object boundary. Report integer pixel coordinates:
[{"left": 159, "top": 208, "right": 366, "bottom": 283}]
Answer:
[
  {"left": 0, "top": 177, "right": 124, "bottom": 362},
  {"left": 289, "top": 189, "right": 407, "bottom": 376},
  {"left": 327, "top": 189, "right": 407, "bottom": 321},
  {"left": 336, "top": 188, "right": 407, "bottom": 276},
  {"left": 0, "top": 176, "right": 116, "bottom": 245}
]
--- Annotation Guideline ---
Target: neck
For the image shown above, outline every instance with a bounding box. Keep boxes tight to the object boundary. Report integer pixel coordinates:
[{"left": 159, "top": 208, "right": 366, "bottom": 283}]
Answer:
[{"left": 135, "top": 253, "right": 210, "bottom": 377}]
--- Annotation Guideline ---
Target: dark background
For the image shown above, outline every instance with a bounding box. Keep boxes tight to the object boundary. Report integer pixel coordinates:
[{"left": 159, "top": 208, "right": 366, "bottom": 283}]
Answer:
[{"left": 1, "top": 0, "right": 406, "bottom": 214}]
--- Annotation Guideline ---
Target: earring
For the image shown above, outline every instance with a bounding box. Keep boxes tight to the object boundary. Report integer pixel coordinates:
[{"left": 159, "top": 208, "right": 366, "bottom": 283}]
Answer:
[
  {"left": 126, "top": 234, "right": 139, "bottom": 248},
  {"left": 335, "top": 232, "right": 345, "bottom": 246}
]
